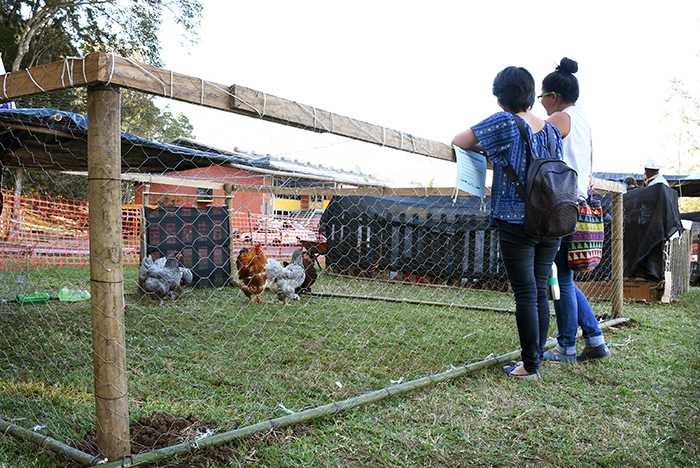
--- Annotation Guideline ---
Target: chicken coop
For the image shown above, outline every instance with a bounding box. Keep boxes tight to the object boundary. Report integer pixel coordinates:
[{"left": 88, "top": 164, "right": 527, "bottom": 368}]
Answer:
[
  {"left": 0, "top": 53, "right": 629, "bottom": 467},
  {"left": 321, "top": 195, "right": 503, "bottom": 286}
]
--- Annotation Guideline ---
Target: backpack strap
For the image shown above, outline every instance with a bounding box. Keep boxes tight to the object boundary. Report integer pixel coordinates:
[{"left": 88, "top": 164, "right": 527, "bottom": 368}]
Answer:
[{"left": 502, "top": 115, "right": 530, "bottom": 201}]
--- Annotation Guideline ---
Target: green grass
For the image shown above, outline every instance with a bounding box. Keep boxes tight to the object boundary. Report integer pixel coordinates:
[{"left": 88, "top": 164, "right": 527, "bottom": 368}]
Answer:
[{"left": 1, "top": 265, "right": 698, "bottom": 467}]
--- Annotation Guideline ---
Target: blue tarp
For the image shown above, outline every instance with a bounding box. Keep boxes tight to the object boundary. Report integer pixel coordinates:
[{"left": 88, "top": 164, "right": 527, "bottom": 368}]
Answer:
[
  {"left": 594, "top": 171, "right": 700, "bottom": 198},
  {"left": 0, "top": 108, "right": 270, "bottom": 173}
]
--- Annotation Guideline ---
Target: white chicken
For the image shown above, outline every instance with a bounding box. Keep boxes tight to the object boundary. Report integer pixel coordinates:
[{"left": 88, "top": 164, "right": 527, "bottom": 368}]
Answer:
[
  {"left": 138, "top": 254, "right": 193, "bottom": 305},
  {"left": 265, "top": 248, "right": 306, "bottom": 305}
]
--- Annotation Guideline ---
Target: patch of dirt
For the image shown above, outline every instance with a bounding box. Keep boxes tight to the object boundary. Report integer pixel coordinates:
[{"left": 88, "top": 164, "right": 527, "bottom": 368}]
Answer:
[
  {"left": 65, "top": 413, "right": 312, "bottom": 467},
  {"left": 598, "top": 314, "right": 640, "bottom": 328},
  {"left": 66, "top": 413, "right": 237, "bottom": 467}
]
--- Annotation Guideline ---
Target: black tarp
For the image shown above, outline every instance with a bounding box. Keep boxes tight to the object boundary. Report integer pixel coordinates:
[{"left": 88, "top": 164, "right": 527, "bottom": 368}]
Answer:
[
  {"left": 623, "top": 184, "right": 684, "bottom": 281},
  {"left": 321, "top": 195, "right": 503, "bottom": 280}
]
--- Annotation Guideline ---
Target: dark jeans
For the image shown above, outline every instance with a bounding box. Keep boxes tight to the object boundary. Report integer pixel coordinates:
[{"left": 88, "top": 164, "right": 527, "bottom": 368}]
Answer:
[{"left": 497, "top": 220, "right": 561, "bottom": 373}]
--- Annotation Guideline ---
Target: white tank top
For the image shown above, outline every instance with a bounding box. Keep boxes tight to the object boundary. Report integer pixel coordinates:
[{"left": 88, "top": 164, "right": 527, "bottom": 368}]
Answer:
[{"left": 563, "top": 106, "right": 592, "bottom": 198}]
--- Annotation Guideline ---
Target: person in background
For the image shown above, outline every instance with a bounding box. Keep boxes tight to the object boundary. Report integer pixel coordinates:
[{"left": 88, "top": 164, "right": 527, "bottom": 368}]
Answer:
[
  {"left": 642, "top": 159, "right": 669, "bottom": 187},
  {"left": 624, "top": 176, "right": 638, "bottom": 190},
  {"left": 538, "top": 58, "right": 610, "bottom": 362},
  {"left": 452, "top": 66, "right": 563, "bottom": 380}
]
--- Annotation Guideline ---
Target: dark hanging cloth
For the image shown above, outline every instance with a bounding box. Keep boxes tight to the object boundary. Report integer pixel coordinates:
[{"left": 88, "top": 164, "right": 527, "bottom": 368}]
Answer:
[{"left": 623, "top": 183, "right": 684, "bottom": 281}]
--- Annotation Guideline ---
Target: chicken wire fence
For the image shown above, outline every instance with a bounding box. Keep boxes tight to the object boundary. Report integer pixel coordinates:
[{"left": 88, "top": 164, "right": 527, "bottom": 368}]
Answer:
[{"left": 0, "top": 54, "right": 625, "bottom": 466}]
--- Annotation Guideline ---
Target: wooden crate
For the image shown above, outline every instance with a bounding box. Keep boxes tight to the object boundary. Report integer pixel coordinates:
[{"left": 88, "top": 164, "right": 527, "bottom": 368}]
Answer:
[{"left": 576, "top": 280, "right": 661, "bottom": 302}]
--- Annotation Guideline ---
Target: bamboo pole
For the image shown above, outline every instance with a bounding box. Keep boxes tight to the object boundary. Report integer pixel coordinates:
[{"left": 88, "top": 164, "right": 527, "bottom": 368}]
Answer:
[
  {"left": 307, "top": 291, "right": 515, "bottom": 314},
  {"left": 610, "top": 192, "right": 625, "bottom": 318},
  {"left": 87, "top": 84, "right": 131, "bottom": 459},
  {"left": 98, "top": 317, "right": 629, "bottom": 468},
  {"left": 0, "top": 418, "right": 105, "bottom": 466}
]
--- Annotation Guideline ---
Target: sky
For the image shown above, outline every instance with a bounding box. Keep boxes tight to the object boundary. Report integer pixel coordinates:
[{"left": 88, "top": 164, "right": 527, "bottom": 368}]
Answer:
[{"left": 159, "top": 1, "right": 700, "bottom": 187}]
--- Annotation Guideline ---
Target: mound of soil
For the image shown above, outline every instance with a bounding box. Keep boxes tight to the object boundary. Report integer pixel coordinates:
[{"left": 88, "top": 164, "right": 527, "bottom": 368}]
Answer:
[{"left": 67, "top": 412, "right": 238, "bottom": 467}]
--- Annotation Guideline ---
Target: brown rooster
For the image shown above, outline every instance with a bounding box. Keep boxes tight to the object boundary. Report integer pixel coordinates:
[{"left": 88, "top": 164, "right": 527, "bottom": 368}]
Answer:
[{"left": 234, "top": 242, "right": 268, "bottom": 303}]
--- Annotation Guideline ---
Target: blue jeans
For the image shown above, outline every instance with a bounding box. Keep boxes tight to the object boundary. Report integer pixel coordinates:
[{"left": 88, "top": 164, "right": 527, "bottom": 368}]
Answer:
[
  {"left": 497, "top": 220, "right": 561, "bottom": 373},
  {"left": 552, "top": 237, "right": 605, "bottom": 354}
]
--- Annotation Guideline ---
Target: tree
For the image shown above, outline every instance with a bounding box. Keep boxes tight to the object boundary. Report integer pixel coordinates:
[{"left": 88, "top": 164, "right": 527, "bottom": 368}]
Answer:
[
  {"left": 121, "top": 90, "right": 195, "bottom": 142},
  {"left": 664, "top": 78, "right": 700, "bottom": 176},
  {"left": 0, "top": 0, "right": 202, "bottom": 200},
  {"left": 664, "top": 78, "right": 700, "bottom": 212},
  {"left": 1, "top": 0, "right": 202, "bottom": 72}
]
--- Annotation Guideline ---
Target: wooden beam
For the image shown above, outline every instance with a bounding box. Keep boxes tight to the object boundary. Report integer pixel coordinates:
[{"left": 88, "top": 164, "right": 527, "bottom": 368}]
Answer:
[
  {"left": 229, "top": 84, "right": 454, "bottom": 161},
  {"left": 0, "top": 54, "right": 106, "bottom": 100},
  {"left": 592, "top": 176, "right": 626, "bottom": 195},
  {"left": 0, "top": 53, "right": 453, "bottom": 162},
  {"left": 118, "top": 172, "right": 225, "bottom": 190},
  {"left": 118, "top": 173, "right": 485, "bottom": 197}
]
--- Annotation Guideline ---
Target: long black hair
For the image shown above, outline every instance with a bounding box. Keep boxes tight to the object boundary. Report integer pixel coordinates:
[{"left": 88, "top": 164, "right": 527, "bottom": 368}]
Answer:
[
  {"left": 542, "top": 57, "right": 580, "bottom": 103},
  {"left": 492, "top": 66, "right": 535, "bottom": 113}
]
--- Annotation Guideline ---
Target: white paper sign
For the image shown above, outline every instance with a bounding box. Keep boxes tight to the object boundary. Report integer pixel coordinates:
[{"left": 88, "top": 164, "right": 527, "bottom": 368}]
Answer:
[{"left": 454, "top": 146, "right": 487, "bottom": 198}]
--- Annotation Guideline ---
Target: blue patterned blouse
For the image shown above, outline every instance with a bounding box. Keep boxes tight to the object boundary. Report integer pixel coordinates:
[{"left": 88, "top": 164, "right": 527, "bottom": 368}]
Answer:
[{"left": 471, "top": 111, "right": 563, "bottom": 226}]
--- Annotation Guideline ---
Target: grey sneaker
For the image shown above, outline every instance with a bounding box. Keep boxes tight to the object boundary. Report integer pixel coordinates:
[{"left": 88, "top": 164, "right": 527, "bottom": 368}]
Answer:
[
  {"left": 576, "top": 344, "right": 611, "bottom": 362},
  {"left": 542, "top": 349, "right": 576, "bottom": 362}
]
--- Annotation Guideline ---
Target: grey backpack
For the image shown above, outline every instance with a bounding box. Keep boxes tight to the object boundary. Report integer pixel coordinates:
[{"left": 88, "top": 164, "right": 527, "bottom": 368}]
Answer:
[{"left": 503, "top": 116, "right": 578, "bottom": 239}]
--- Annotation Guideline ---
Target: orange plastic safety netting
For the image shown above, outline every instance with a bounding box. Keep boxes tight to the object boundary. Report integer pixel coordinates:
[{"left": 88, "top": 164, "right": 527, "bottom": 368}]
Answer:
[{"left": 0, "top": 190, "right": 141, "bottom": 269}]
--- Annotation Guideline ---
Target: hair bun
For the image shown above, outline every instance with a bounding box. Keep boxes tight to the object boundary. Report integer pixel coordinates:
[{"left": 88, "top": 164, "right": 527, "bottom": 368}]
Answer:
[{"left": 556, "top": 57, "right": 578, "bottom": 75}]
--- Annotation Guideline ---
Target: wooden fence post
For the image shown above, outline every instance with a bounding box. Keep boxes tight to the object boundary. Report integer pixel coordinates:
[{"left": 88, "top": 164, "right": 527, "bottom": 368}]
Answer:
[
  {"left": 611, "top": 192, "right": 625, "bottom": 318},
  {"left": 224, "top": 183, "right": 236, "bottom": 284},
  {"left": 87, "top": 84, "right": 131, "bottom": 459},
  {"left": 140, "top": 183, "right": 150, "bottom": 263}
]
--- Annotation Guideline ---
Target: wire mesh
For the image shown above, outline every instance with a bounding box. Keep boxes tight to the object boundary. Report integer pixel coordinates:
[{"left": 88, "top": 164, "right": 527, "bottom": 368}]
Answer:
[{"left": 0, "top": 54, "right": 625, "bottom": 465}]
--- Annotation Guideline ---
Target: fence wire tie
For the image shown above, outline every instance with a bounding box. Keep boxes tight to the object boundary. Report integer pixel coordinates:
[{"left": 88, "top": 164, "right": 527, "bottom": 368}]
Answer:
[
  {"left": 299, "top": 103, "right": 327, "bottom": 132},
  {"left": 120, "top": 455, "right": 133, "bottom": 467},
  {"left": 189, "top": 439, "right": 200, "bottom": 451},
  {"left": 89, "top": 454, "right": 108, "bottom": 465},
  {"left": 61, "top": 57, "right": 78, "bottom": 87},
  {"left": 277, "top": 403, "right": 295, "bottom": 414},
  {"left": 26, "top": 69, "right": 46, "bottom": 93},
  {"left": 122, "top": 56, "right": 166, "bottom": 95},
  {"left": 2, "top": 72, "right": 8, "bottom": 99},
  {"left": 106, "top": 53, "right": 115, "bottom": 85}
]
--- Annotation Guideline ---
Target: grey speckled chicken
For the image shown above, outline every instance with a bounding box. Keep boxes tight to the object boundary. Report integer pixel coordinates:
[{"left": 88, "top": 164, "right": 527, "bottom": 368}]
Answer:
[
  {"left": 265, "top": 248, "right": 305, "bottom": 305},
  {"left": 138, "top": 254, "right": 193, "bottom": 305}
]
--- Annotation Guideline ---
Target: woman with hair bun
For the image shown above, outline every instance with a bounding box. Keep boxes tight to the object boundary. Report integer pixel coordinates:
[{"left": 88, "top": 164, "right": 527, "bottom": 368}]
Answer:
[
  {"left": 452, "top": 66, "right": 563, "bottom": 380},
  {"left": 539, "top": 58, "right": 611, "bottom": 363}
]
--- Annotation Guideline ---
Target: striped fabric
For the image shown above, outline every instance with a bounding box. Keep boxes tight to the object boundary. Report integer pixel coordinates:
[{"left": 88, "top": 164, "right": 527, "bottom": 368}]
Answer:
[{"left": 568, "top": 197, "right": 604, "bottom": 272}]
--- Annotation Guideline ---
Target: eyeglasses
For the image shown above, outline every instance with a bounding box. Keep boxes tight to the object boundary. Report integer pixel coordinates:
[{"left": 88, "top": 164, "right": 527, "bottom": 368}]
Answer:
[{"left": 537, "top": 91, "right": 560, "bottom": 102}]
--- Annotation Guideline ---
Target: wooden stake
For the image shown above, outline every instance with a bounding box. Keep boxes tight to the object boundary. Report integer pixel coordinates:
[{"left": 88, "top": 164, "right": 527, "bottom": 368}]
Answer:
[
  {"left": 224, "top": 184, "right": 236, "bottom": 282},
  {"left": 87, "top": 84, "right": 130, "bottom": 459},
  {"left": 246, "top": 209, "right": 254, "bottom": 247},
  {"left": 611, "top": 192, "right": 625, "bottom": 318}
]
